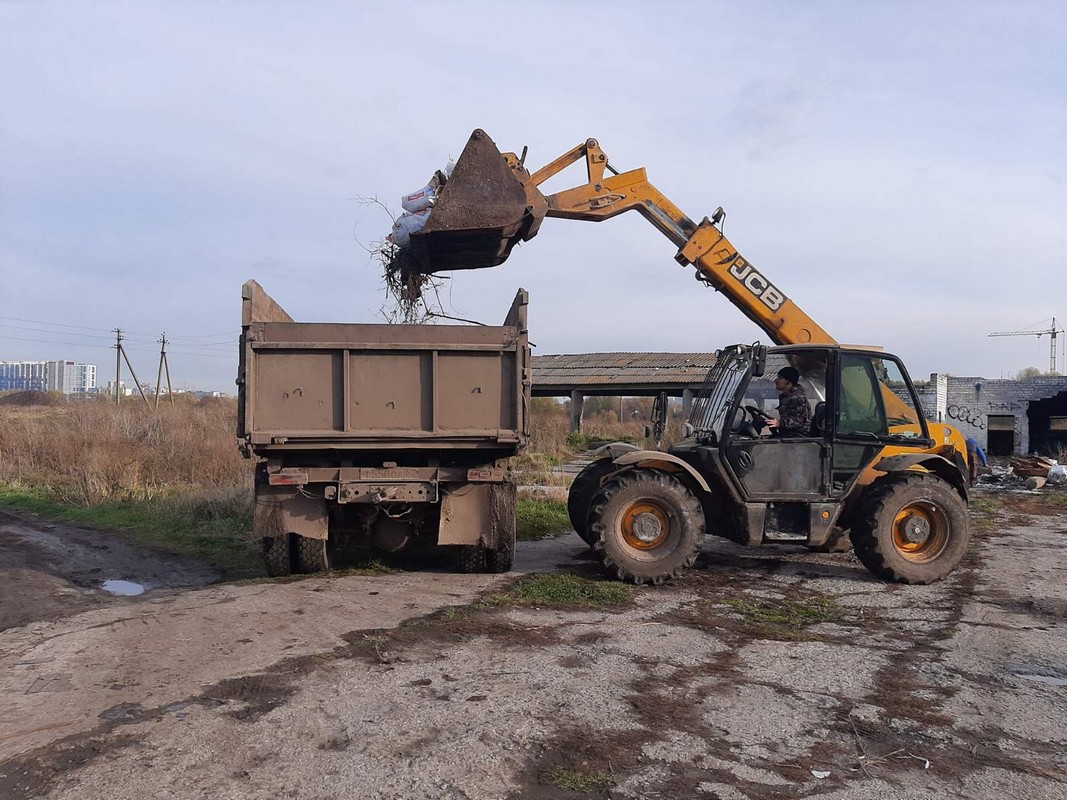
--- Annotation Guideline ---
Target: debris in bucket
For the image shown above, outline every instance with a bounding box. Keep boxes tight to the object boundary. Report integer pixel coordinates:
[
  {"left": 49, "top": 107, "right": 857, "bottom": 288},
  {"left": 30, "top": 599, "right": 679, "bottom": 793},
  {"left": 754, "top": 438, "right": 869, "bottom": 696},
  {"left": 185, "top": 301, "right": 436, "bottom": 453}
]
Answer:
[
  {"left": 376, "top": 166, "right": 453, "bottom": 322},
  {"left": 375, "top": 240, "right": 442, "bottom": 324}
]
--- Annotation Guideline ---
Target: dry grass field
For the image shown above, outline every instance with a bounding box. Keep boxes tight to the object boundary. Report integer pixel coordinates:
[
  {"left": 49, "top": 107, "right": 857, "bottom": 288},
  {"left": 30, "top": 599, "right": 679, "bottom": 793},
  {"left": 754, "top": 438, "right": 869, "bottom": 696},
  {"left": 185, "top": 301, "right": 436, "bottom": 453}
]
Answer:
[{"left": 0, "top": 395, "right": 664, "bottom": 576}]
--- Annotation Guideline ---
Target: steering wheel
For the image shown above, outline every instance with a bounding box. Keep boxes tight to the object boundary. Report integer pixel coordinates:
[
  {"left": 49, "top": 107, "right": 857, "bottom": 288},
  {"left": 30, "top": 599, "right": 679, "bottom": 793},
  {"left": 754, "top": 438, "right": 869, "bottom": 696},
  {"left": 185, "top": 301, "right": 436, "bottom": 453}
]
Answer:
[
  {"left": 738, "top": 405, "right": 771, "bottom": 436},
  {"left": 743, "top": 405, "right": 772, "bottom": 423}
]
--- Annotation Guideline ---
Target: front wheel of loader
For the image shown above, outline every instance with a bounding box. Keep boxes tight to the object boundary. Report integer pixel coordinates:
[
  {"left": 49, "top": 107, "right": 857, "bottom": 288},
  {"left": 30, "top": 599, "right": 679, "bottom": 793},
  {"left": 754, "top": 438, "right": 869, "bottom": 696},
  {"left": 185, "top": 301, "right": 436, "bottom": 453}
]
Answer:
[
  {"left": 589, "top": 470, "right": 704, "bottom": 585},
  {"left": 568, "top": 459, "right": 616, "bottom": 549},
  {"left": 850, "top": 474, "right": 970, "bottom": 584}
]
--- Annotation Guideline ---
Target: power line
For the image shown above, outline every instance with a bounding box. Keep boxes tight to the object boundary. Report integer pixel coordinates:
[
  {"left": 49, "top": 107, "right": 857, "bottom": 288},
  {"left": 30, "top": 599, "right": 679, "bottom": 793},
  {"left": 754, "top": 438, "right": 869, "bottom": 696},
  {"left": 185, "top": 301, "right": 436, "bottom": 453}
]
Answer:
[
  {"left": 0, "top": 333, "right": 236, "bottom": 359},
  {"left": 0, "top": 315, "right": 236, "bottom": 343}
]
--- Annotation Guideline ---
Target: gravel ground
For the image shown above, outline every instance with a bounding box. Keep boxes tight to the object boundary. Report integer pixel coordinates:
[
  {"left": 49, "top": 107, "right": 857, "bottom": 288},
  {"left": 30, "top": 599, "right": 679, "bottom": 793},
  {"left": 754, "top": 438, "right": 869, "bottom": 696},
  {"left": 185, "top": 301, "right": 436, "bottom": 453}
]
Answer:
[{"left": 0, "top": 499, "right": 1064, "bottom": 799}]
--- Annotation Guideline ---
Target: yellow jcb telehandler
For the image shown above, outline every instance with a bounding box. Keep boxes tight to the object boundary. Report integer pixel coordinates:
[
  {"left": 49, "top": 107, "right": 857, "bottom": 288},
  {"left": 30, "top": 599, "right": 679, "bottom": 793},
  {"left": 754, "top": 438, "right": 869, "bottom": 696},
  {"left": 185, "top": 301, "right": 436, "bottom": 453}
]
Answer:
[{"left": 403, "top": 130, "right": 972, "bottom": 585}]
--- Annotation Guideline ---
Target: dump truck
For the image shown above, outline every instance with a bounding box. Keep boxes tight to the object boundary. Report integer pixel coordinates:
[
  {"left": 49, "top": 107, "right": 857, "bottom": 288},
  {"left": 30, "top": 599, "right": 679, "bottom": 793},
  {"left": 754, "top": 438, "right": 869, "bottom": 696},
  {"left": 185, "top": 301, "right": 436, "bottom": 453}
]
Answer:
[
  {"left": 392, "top": 129, "right": 973, "bottom": 585},
  {"left": 237, "top": 280, "right": 530, "bottom": 576}
]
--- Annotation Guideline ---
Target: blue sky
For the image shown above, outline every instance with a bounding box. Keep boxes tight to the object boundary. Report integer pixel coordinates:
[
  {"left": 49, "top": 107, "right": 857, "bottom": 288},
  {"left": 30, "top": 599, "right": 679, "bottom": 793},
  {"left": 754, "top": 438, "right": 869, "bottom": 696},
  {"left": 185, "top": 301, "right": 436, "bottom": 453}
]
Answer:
[{"left": 2, "top": 1, "right": 1065, "bottom": 391}]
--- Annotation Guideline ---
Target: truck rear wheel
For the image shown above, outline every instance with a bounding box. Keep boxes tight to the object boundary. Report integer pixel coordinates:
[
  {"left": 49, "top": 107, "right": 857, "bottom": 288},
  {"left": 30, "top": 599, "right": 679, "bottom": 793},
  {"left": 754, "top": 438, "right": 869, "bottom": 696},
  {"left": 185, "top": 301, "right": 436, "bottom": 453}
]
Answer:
[
  {"left": 295, "top": 536, "right": 329, "bottom": 574},
  {"left": 850, "top": 474, "right": 970, "bottom": 584},
  {"left": 589, "top": 470, "right": 704, "bottom": 585},
  {"left": 486, "top": 481, "right": 517, "bottom": 573},
  {"left": 568, "top": 459, "right": 616, "bottom": 548},
  {"left": 456, "top": 545, "right": 486, "bottom": 573},
  {"left": 263, "top": 536, "right": 291, "bottom": 578}
]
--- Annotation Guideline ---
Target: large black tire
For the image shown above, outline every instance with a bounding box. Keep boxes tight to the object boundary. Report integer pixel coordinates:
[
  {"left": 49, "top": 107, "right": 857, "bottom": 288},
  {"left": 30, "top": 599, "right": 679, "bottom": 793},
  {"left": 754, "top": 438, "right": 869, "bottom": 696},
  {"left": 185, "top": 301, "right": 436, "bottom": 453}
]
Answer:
[
  {"left": 295, "top": 535, "right": 329, "bottom": 574},
  {"left": 568, "top": 459, "right": 617, "bottom": 548},
  {"left": 456, "top": 545, "right": 486, "bottom": 573},
  {"left": 485, "top": 531, "right": 515, "bottom": 573},
  {"left": 486, "top": 483, "right": 517, "bottom": 573},
  {"left": 263, "top": 535, "right": 291, "bottom": 578},
  {"left": 850, "top": 474, "right": 970, "bottom": 584},
  {"left": 588, "top": 470, "right": 704, "bottom": 585}
]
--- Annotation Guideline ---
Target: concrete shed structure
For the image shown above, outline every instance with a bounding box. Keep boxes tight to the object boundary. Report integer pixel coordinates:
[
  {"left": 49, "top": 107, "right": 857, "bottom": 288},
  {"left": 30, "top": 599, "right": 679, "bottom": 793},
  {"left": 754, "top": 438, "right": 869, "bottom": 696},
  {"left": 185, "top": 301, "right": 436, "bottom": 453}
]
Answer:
[{"left": 531, "top": 352, "right": 717, "bottom": 432}]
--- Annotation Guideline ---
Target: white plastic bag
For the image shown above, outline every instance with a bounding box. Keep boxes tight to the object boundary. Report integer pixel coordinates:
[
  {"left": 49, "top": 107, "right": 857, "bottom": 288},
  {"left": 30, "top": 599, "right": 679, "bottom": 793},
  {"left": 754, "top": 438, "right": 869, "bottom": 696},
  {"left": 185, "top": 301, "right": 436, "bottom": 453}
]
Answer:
[
  {"left": 1048, "top": 464, "right": 1066, "bottom": 485},
  {"left": 401, "top": 183, "right": 436, "bottom": 213},
  {"left": 387, "top": 208, "right": 432, "bottom": 247}
]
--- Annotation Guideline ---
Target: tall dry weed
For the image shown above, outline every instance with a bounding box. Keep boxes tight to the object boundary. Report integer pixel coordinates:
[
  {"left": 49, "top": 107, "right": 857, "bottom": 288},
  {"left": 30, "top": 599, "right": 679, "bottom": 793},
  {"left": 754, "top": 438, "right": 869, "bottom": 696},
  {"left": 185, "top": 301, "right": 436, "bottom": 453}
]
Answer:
[{"left": 0, "top": 400, "right": 252, "bottom": 505}]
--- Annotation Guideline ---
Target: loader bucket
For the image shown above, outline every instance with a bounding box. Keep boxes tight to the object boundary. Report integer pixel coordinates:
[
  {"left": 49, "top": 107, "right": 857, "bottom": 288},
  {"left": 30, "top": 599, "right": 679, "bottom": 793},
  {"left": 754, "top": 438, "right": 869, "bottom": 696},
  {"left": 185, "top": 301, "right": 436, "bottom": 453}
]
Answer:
[{"left": 407, "top": 129, "right": 537, "bottom": 273}]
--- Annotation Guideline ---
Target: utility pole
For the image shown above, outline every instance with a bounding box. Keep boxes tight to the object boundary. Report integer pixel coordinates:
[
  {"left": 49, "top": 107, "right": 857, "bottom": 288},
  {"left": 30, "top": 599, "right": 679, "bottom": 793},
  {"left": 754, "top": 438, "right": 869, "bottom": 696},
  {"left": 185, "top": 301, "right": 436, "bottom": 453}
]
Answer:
[
  {"left": 988, "top": 317, "right": 1063, "bottom": 374},
  {"left": 113, "top": 328, "right": 150, "bottom": 405},
  {"left": 154, "top": 333, "right": 174, "bottom": 407},
  {"left": 114, "top": 329, "right": 123, "bottom": 405}
]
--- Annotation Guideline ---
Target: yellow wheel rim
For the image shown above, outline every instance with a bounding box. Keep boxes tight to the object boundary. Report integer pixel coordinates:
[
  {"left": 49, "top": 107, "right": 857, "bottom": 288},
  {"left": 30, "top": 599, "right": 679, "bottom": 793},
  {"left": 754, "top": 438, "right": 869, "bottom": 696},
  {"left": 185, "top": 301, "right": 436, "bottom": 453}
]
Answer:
[
  {"left": 892, "top": 501, "right": 949, "bottom": 563},
  {"left": 620, "top": 501, "right": 670, "bottom": 550}
]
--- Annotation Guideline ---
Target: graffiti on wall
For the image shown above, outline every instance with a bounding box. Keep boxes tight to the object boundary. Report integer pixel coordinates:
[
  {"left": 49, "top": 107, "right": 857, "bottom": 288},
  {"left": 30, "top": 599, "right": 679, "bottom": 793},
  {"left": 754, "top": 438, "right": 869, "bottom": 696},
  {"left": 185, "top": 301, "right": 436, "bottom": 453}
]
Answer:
[
  {"left": 947, "top": 404, "right": 986, "bottom": 429},
  {"left": 987, "top": 401, "right": 1021, "bottom": 412}
]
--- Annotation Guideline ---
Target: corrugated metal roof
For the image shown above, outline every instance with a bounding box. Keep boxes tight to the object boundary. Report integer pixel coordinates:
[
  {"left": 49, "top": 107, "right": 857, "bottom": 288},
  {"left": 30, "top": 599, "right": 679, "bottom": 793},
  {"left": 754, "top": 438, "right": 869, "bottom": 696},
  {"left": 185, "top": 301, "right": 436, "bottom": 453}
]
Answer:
[{"left": 532, "top": 352, "right": 716, "bottom": 388}]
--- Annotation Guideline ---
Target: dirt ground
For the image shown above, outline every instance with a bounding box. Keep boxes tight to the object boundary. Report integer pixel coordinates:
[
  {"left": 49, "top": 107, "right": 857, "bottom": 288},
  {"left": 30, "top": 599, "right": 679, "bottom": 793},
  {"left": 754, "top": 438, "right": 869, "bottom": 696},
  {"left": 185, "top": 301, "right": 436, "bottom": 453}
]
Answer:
[{"left": 0, "top": 495, "right": 1065, "bottom": 799}]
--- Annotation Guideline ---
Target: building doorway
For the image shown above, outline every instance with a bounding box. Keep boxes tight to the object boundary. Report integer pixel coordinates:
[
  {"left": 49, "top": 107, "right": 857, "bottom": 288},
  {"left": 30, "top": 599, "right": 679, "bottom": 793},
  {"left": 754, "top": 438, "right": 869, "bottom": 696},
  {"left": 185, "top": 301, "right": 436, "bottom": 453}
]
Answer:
[
  {"left": 1027, "top": 392, "right": 1067, "bottom": 455},
  {"left": 986, "top": 415, "right": 1015, "bottom": 456}
]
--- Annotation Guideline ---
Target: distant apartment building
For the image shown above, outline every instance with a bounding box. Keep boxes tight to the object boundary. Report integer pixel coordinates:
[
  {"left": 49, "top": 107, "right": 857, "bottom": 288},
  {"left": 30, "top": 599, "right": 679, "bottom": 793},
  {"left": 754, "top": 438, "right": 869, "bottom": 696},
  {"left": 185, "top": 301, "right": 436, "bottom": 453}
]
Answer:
[
  {"left": 0, "top": 361, "right": 49, "bottom": 391},
  {"left": 0, "top": 360, "right": 98, "bottom": 394},
  {"left": 48, "top": 361, "right": 97, "bottom": 394}
]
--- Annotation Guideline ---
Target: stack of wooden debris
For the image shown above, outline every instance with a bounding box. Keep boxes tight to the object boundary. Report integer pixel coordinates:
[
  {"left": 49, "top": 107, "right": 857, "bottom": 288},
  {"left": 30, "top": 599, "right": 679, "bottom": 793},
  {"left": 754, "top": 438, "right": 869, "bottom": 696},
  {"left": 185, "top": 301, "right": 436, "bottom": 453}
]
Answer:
[
  {"left": 1010, "top": 455, "right": 1063, "bottom": 490},
  {"left": 1010, "top": 455, "right": 1057, "bottom": 478}
]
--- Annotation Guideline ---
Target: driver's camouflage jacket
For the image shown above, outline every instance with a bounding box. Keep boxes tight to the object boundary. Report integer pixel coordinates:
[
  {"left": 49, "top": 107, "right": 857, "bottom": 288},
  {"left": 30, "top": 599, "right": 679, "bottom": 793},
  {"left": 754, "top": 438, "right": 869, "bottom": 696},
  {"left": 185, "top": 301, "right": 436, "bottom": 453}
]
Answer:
[{"left": 777, "top": 384, "right": 811, "bottom": 437}]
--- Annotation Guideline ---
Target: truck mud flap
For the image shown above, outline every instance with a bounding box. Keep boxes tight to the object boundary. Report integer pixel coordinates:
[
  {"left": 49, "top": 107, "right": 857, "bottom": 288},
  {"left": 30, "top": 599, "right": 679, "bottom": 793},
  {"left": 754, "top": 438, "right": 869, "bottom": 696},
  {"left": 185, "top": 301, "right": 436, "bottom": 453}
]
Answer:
[
  {"left": 254, "top": 485, "right": 328, "bottom": 541},
  {"left": 439, "top": 482, "right": 515, "bottom": 548}
]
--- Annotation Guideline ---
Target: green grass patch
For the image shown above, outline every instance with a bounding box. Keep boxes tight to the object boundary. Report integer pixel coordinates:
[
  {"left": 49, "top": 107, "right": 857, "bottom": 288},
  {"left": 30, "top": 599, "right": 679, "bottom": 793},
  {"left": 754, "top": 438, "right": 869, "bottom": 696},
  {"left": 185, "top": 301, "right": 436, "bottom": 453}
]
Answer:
[
  {"left": 0, "top": 483, "right": 260, "bottom": 578},
  {"left": 725, "top": 594, "right": 841, "bottom": 639},
  {"left": 516, "top": 498, "right": 571, "bottom": 540},
  {"left": 968, "top": 496, "right": 1000, "bottom": 534},
  {"left": 481, "top": 572, "right": 632, "bottom": 609},
  {"left": 969, "top": 496, "right": 1000, "bottom": 515},
  {"left": 544, "top": 766, "right": 614, "bottom": 792}
]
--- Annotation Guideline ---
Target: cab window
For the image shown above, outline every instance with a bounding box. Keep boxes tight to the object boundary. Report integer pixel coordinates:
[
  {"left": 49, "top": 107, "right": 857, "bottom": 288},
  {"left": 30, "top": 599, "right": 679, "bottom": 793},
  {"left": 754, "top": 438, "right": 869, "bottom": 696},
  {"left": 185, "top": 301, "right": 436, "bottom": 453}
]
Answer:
[{"left": 838, "top": 354, "right": 924, "bottom": 439}]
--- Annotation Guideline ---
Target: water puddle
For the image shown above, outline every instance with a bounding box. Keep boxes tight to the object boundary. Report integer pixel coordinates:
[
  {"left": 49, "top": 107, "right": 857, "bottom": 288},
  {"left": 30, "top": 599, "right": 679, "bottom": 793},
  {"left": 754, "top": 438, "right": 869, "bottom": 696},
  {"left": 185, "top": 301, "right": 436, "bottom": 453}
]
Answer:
[
  {"left": 1012, "top": 672, "right": 1067, "bottom": 687},
  {"left": 101, "top": 579, "right": 147, "bottom": 597}
]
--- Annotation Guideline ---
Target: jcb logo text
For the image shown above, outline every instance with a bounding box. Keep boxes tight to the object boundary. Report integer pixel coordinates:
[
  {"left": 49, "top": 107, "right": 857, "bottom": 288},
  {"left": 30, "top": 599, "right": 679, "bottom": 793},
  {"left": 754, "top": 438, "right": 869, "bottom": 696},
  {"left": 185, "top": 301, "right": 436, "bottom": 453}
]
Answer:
[{"left": 727, "top": 258, "right": 786, "bottom": 312}]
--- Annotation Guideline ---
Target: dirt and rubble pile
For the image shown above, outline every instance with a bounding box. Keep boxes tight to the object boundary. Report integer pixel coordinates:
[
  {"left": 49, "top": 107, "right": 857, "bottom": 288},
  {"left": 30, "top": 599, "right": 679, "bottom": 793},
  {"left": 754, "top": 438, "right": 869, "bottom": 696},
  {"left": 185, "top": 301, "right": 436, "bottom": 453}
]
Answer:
[{"left": 977, "top": 455, "right": 1066, "bottom": 492}]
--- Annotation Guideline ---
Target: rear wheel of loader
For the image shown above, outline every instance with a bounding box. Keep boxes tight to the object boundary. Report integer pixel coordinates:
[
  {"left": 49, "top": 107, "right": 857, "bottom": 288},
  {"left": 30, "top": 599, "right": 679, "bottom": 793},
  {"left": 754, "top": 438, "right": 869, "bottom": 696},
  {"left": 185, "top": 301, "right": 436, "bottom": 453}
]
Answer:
[
  {"left": 262, "top": 536, "right": 291, "bottom": 578},
  {"left": 850, "top": 474, "right": 970, "bottom": 584},
  {"left": 588, "top": 470, "right": 704, "bottom": 585},
  {"left": 295, "top": 535, "right": 330, "bottom": 574},
  {"left": 568, "top": 459, "right": 616, "bottom": 549}
]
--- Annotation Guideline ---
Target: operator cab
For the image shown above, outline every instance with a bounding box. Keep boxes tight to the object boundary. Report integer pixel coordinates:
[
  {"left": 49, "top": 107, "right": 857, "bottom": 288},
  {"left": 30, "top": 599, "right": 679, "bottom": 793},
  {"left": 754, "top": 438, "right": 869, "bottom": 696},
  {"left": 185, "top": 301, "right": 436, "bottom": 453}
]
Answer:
[{"left": 676, "top": 343, "right": 931, "bottom": 507}]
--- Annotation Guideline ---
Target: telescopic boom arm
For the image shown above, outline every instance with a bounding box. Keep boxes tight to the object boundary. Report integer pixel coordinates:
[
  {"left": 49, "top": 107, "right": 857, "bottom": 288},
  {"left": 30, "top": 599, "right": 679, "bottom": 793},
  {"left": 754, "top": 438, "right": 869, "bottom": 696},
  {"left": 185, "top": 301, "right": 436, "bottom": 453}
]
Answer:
[{"left": 513, "top": 138, "right": 835, "bottom": 347}]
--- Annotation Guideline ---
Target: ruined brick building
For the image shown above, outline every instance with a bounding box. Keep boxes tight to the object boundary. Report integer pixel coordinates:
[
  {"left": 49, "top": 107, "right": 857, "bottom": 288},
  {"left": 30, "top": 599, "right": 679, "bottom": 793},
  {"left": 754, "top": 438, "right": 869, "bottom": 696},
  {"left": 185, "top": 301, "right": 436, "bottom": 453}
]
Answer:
[{"left": 916, "top": 374, "right": 1067, "bottom": 456}]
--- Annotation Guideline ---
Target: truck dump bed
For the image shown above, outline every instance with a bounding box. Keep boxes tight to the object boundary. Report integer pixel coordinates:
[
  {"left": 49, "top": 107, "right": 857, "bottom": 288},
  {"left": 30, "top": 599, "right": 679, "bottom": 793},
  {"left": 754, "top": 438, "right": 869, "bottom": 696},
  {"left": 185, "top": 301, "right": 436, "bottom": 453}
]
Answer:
[{"left": 238, "top": 281, "right": 530, "bottom": 455}]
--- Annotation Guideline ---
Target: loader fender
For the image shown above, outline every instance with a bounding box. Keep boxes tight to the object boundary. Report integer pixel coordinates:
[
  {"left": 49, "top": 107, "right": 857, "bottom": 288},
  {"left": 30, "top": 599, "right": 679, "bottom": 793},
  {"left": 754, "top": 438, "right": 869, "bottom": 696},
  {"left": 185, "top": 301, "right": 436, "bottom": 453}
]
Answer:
[
  {"left": 611, "top": 450, "right": 713, "bottom": 495},
  {"left": 589, "top": 441, "right": 640, "bottom": 460},
  {"left": 873, "top": 453, "right": 968, "bottom": 501}
]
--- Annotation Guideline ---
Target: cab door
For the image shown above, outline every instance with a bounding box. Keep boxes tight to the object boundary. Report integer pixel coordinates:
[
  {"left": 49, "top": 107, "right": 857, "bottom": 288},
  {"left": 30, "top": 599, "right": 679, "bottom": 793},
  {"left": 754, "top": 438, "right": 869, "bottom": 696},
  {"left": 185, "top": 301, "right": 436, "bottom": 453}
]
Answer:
[
  {"left": 721, "top": 349, "right": 831, "bottom": 501},
  {"left": 829, "top": 352, "right": 931, "bottom": 497}
]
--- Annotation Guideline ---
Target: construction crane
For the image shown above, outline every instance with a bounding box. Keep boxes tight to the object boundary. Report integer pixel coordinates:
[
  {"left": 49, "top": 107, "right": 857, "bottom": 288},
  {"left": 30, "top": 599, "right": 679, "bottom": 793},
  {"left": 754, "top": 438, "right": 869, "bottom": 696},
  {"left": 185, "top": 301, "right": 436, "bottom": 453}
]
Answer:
[{"left": 988, "top": 318, "right": 1063, "bottom": 374}]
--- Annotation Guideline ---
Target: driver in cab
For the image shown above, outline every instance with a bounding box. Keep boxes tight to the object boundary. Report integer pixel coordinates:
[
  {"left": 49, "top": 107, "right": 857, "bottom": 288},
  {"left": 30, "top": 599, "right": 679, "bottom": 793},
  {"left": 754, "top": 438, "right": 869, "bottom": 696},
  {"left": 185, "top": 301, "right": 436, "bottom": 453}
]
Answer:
[{"left": 767, "top": 367, "right": 811, "bottom": 438}]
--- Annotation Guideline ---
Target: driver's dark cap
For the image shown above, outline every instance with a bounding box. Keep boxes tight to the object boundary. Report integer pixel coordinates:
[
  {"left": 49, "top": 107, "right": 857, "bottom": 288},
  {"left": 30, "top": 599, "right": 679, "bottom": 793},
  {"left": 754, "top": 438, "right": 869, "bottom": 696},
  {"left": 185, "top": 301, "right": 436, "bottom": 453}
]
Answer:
[{"left": 777, "top": 366, "right": 800, "bottom": 384}]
